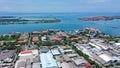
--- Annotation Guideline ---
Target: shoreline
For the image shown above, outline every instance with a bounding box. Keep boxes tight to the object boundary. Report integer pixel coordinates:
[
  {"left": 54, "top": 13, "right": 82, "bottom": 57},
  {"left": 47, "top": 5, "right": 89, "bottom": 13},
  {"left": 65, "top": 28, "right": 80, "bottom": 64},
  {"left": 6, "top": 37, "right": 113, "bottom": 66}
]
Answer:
[
  {"left": 0, "top": 28, "right": 120, "bottom": 38},
  {"left": 79, "top": 16, "right": 120, "bottom": 21},
  {"left": 0, "top": 16, "right": 61, "bottom": 25}
]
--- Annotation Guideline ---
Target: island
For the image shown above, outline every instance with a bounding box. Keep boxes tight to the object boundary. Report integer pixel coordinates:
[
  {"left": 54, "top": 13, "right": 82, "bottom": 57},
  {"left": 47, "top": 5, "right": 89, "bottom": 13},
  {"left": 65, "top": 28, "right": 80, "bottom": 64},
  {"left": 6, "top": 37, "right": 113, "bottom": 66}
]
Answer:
[
  {"left": 79, "top": 16, "right": 120, "bottom": 21},
  {"left": 0, "top": 16, "right": 61, "bottom": 25}
]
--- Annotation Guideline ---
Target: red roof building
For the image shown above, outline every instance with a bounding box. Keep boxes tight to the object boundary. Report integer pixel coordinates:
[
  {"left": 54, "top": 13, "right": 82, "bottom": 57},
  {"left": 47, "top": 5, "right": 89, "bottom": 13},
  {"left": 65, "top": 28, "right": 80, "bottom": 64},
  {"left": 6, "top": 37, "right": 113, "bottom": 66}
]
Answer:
[
  {"left": 54, "top": 37, "right": 62, "bottom": 41},
  {"left": 18, "top": 40, "right": 27, "bottom": 44},
  {"left": 70, "top": 38, "right": 78, "bottom": 41},
  {"left": 24, "top": 32, "right": 29, "bottom": 35},
  {"left": 32, "top": 31, "right": 41, "bottom": 35},
  {"left": 32, "top": 37, "right": 39, "bottom": 42},
  {"left": 85, "top": 62, "right": 91, "bottom": 68},
  {"left": 43, "top": 30, "right": 48, "bottom": 33},
  {"left": 19, "top": 50, "right": 33, "bottom": 57},
  {"left": 0, "top": 42, "right": 4, "bottom": 46},
  {"left": 20, "top": 51, "right": 32, "bottom": 54}
]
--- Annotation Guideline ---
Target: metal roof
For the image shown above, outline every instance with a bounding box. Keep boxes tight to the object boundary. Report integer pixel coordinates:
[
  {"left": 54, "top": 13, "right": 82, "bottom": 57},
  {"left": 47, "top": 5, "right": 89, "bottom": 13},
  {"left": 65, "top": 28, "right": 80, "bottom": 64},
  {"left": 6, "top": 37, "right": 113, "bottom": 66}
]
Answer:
[
  {"left": 99, "top": 54, "right": 113, "bottom": 62},
  {"left": 40, "top": 51, "right": 57, "bottom": 68}
]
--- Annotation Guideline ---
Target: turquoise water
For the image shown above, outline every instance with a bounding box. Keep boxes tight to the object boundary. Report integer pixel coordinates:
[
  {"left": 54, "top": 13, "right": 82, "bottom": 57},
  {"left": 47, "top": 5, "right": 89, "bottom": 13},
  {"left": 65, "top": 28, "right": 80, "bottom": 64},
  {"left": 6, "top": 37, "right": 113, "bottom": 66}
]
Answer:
[{"left": 0, "top": 13, "right": 120, "bottom": 36}]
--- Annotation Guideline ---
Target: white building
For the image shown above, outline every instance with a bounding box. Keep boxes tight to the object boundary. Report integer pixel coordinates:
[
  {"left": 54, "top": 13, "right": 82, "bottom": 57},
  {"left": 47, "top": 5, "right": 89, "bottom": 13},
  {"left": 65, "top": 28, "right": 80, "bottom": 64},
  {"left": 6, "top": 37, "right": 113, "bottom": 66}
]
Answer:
[
  {"left": 51, "top": 49, "right": 60, "bottom": 56},
  {"left": 99, "top": 54, "right": 115, "bottom": 63},
  {"left": 40, "top": 50, "right": 58, "bottom": 68},
  {"left": 89, "top": 42, "right": 102, "bottom": 50},
  {"left": 113, "top": 43, "right": 120, "bottom": 46},
  {"left": 19, "top": 50, "right": 33, "bottom": 63},
  {"left": 41, "top": 36, "right": 46, "bottom": 42},
  {"left": 30, "top": 49, "right": 39, "bottom": 58},
  {"left": 32, "top": 63, "right": 41, "bottom": 68}
]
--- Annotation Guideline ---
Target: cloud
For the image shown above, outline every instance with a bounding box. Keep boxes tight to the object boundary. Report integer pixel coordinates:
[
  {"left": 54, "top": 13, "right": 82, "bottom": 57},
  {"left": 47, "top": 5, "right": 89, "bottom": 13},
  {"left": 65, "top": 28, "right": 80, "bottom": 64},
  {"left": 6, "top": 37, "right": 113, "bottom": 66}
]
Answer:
[
  {"left": 3, "top": 7, "right": 13, "bottom": 10},
  {"left": 0, "top": 0, "right": 119, "bottom": 12},
  {"left": 0, "top": 6, "right": 14, "bottom": 12},
  {"left": 92, "top": 0, "right": 110, "bottom": 3}
]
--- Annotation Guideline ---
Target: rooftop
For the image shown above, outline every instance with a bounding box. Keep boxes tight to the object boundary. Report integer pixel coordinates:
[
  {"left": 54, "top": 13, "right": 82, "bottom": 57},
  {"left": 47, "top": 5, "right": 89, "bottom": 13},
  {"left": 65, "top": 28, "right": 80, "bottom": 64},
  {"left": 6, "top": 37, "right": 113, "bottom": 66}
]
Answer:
[
  {"left": 32, "top": 63, "right": 41, "bottom": 68},
  {"left": 18, "top": 40, "right": 26, "bottom": 44},
  {"left": 61, "top": 62, "right": 71, "bottom": 68},
  {"left": 40, "top": 50, "right": 57, "bottom": 68},
  {"left": 0, "top": 50, "right": 16, "bottom": 61},
  {"left": 99, "top": 54, "right": 113, "bottom": 62},
  {"left": 72, "top": 58, "right": 87, "bottom": 66},
  {"left": 19, "top": 50, "right": 32, "bottom": 56},
  {"left": 54, "top": 37, "right": 62, "bottom": 41},
  {"left": 15, "top": 59, "right": 26, "bottom": 68},
  {"left": 85, "top": 62, "right": 91, "bottom": 67},
  {"left": 114, "top": 43, "right": 120, "bottom": 46},
  {"left": 32, "top": 37, "right": 39, "bottom": 42},
  {"left": 41, "top": 46, "right": 49, "bottom": 53},
  {"left": 51, "top": 49, "right": 60, "bottom": 56}
]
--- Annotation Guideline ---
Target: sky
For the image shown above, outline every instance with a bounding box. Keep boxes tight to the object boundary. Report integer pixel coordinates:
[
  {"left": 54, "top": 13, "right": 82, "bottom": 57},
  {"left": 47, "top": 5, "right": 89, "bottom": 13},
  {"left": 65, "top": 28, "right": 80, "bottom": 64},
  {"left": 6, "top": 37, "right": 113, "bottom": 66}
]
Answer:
[{"left": 0, "top": 0, "right": 120, "bottom": 13}]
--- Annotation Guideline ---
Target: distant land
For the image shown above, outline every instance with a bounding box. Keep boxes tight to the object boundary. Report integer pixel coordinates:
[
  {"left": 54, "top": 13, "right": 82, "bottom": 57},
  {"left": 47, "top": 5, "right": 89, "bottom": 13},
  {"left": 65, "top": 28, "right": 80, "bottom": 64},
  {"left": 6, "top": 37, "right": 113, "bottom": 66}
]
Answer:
[
  {"left": 79, "top": 16, "right": 120, "bottom": 21},
  {"left": 0, "top": 16, "right": 61, "bottom": 25}
]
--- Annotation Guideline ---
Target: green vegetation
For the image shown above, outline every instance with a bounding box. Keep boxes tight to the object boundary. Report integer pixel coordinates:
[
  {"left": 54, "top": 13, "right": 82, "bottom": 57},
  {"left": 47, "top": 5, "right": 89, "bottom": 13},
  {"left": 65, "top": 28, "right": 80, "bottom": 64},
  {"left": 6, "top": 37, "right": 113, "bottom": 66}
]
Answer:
[
  {"left": 69, "top": 35, "right": 77, "bottom": 38},
  {"left": 115, "top": 62, "right": 120, "bottom": 65},
  {"left": 0, "top": 35, "right": 19, "bottom": 41},
  {"left": 0, "top": 34, "right": 21, "bottom": 54},
  {"left": 0, "top": 16, "right": 61, "bottom": 24},
  {"left": 0, "top": 19, "right": 28, "bottom": 22},
  {"left": 36, "top": 42, "right": 42, "bottom": 47},
  {"left": 42, "top": 41, "right": 62, "bottom": 46},
  {"left": 90, "top": 45, "right": 96, "bottom": 48},
  {"left": 36, "top": 19, "right": 61, "bottom": 23},
  {"left": 2, "top": 45, "right": 21, "bottom": 54}
]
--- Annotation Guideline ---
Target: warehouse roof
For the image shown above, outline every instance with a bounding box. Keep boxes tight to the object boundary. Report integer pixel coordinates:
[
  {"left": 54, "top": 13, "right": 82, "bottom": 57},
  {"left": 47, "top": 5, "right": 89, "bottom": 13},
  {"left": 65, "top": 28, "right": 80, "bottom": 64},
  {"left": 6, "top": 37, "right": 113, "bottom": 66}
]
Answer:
[
  {"left": 40, "top": 51, "right": 57, "bottom": 68},
  {"left": 61, "top": 62, "right": 71, "bottom": 68},
  {"left": 51, "top": 49, "right": 60, "bottom": 55},
  {"left": 99, "top": 54, "right": 113, "bottom": 62}
]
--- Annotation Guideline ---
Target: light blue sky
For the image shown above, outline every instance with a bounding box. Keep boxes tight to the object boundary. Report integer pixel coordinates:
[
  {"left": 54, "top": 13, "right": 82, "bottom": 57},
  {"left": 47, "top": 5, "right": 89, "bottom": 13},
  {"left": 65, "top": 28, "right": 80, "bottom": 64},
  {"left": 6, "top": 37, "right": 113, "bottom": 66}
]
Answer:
[{"left": 0, "top": 0, "right": 120, "bottom": 12}]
